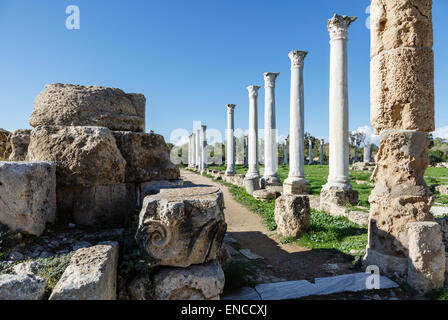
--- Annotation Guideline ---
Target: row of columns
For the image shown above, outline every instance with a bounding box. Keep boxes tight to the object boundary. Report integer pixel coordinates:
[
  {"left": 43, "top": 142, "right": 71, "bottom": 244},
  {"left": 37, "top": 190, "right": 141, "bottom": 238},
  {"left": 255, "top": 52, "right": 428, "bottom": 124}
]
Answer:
[{"left": 188, "top": 126, "right": 208, "bottom": 174}]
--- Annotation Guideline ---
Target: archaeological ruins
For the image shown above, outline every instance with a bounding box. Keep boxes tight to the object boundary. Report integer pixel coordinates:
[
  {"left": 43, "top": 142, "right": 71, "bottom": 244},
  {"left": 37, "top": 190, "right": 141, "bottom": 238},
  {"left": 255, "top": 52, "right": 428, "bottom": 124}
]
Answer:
[{"left": 0, "top": 0, "right": 447, "bottom": 302}]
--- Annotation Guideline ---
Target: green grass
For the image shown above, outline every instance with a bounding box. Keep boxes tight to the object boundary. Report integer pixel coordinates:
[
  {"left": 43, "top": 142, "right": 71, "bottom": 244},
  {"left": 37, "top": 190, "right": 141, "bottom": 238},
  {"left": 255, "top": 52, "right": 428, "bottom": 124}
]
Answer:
[{"left": 207, "top": 164, "right": 374, "bottom": 207}]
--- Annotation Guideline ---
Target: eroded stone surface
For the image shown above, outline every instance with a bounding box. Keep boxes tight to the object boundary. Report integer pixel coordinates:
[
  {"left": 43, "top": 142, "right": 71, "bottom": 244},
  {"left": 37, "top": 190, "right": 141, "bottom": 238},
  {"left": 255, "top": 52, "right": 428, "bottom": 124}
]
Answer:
[
  {"left": 113, "top": 131, "right": 179, "bottom": 183},
  {"left": 30, "top": 84, "right": 145, "bottom": 132},
  {"left": 370, "top": 0, "right": 433, "bottom": 58},
  {"left": 274, "top": 194, "right": 310, "bottom": 237},
  {"left": 151, "top": 261, "right": 225, "bottom": 300},
  {"left": 49, "top": 241, "right": 119, "bottom": 300},
  {"left": 0, "top": 274, "right": 46, "bottom": 300},
  {"left": 253, "top": 189, "right": 277, "bottom": 202},
  {"left": 57, "top": 184, "right": 137, "bottom": 226},
  {"left": 0, "top": 129, "right": 11, "bottom": 160},
  {"left": 320, "top": 188, "right": 358, "bottom": 213},
  {"left": 0, "top": 161, "right": 56, "bottom": 236},
  {"left": 8, "top": 129, "right": 31, "bottom": 161},
  {"left": 27, "top": 126, "right": 126, "bottom": 187},
  {"left": 371, "top": 48, "right": 434, "bottom": 133},
  {"left": 407, "top": 222, "right": 445, "bottom": 294},
  {"left": 136, "top": 186, "right": 227, "bottom": 268},
  {"left": 365, "top": 131, "right": 434, "bottom": 275}
]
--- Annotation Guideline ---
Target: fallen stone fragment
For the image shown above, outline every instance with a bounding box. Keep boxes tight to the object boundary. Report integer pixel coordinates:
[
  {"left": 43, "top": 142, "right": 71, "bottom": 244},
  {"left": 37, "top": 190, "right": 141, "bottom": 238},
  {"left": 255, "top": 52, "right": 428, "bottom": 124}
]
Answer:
[
  {"left": 8, "top": 129, "right": 31, "bottom": 161},
  {"left": 136, "top": 186, "right": 226, "bottom": 268},
  {"left": 49, "top": 241, "right": 119, "bottom": 300},
  {"left": 113, "top": 131, "right": 179, "bottom": 183},
  {"left": 252, "top": 189, "right": 277, "bottom": 202},
  {"left": 0, "top": 129, "right": 11, "bottom": 160},
  {"left": 30, "top": 83, "right": 146, "bottom": 132},
  {"left": 0, "top": 274, "right": 46, "bottom": 300},
  {"left": 151, "top": 261, "right": 225, "bottom": 300},
  {"left": 407, "top": 222, "right": 446, "bottom": 294},
  {"left": 27, "top": 126, "right": 126, "bottom": 187},
  {"left": 274, "top": 194, "right": 310, "bottom": 237},
  {"left": 239, "top": 249, "right": 264, "bottom": 260},
  {"left": 0, "top": 161, "right": 56, "bottom": 236}
]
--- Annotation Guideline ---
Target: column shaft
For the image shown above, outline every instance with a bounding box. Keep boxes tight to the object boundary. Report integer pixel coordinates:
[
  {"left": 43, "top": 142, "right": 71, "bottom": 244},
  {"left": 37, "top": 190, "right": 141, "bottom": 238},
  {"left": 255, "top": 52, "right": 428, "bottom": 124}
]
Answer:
[{"left": 226, "top": 105, "right": 236, "bottom": 174}]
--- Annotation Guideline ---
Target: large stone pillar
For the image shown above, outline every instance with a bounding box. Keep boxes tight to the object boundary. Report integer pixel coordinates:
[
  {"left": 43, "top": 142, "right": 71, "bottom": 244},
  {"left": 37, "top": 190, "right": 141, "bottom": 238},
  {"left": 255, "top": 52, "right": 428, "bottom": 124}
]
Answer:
[
  {"left": 353, "top": 146, "right": 358, "bottom": 163},
  {"left": 225, "top": 104, "right": 236, "bottom": 175},
  {"left": 320, "top": 14, "right": 358, "bottom": 213},
  {"left": 244, "top": 86, "right": 261, "bottom": 194},
  {"left": 188, "top": 134, "right": 192, "bottom": 168},
  {"left": 283, "top": 51, "right": 309, "bottom": 195},
  {"left": 262, "top": 72, "right": 281, "bottom": 187},
  {"left": 201, "top": 125, "right": 207, "bottom": 174},
  {"left": 283, "top": 139, "right": 288, "bottom": 165},
  {"left": 320, "top": 139, "right": 325, "bottom": 165},
  {"left": 364, "top": 1, "right": 443, "bottom": 292}
]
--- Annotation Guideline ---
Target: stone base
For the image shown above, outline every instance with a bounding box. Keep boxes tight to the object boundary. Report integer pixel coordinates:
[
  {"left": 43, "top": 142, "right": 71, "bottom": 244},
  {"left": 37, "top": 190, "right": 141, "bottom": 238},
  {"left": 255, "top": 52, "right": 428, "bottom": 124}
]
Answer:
[
  {"left": 363, "top": 247, "right": 408, "bottom": 277},
  {"left": 244, "top": 176, "right": 260, "bottom": 195},
  {"left": 319, "top": 187, "right": 358, "bottom": 214},
  {"left": 261, "top": 175, "right": 282, "bottom": 188},
  {"left": 274, "top": 194, "right": 310, "bottom": 237},
  {"left": 253, "top": 189, "right": 277, "bottom": 202},
  {"left": 283, "top": 178, "right": 310, "bottom": 195},
  {"left": 352, "top": 162, "right": 376, "bottom": 172}
]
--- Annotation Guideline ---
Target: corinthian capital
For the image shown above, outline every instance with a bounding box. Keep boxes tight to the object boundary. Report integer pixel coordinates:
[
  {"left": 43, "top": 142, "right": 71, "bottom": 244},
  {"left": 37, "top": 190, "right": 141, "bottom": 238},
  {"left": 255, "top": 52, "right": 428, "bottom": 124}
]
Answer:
[
  {"left": 263, "top": 72, "right": 280, "bottom": 88},
  {"left": 226, "top": 104, "right": 236, "bottom": 112},
  {"left": 327, "top": 14, "right": 357, "bottom": 40},
  {"left": 247, "top": 85, "right": 261, "bottom": 97},
  {"left": 288, "top": 51, "right": 308, "bottom": 68}
]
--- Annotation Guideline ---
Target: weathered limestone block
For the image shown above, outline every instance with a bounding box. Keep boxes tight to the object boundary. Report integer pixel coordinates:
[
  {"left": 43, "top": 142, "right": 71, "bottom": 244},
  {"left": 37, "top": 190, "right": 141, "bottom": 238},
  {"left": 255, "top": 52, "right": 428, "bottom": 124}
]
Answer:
[
  {"left": 352, "top": 162, "right": 375, "bottom": 172},
  {"left": 49, "top": 241, "right": 119, "bottom": 300},
  {"left": 244, "top": 176, "right": 260, "bottom": 195},
  {"left": 0, "top": 162, "right": 56, "bottom": 236},
  {"left": 136, "top": 186, "right": 227, "bottom": 268},
  {"left": 319, "top": 188, "right": 358, "bottom": 214},
  {"left": 57, "top": 184, "right": 137, "bottom": 226},
  {"left": 113, "top": 131, "right": 179, "bottom": 183},
  {"left": 30, "top": 84, "right": 146, "bottom": 132},
  {"left": 407, "top": 222, "right": 445, "bottom": 294},
  {"left": 0, "top": 129, "right": 11, "bottom": 160},
  {"left": 8, "top": 129, "right": 31, "bottom": 161},
  {"left": 253, "top": 189, "right": 277, "bottom": 202},
  {"left": 151, "top": 261, "right": 225, "bottom": 300},
  {"left": 370, "top": 0, "right": 433, "bottom": 58},
  {"left": 274, "top": 194, "right": 310, "bottom": 237},
  {"left": 371, "top": 47, "right": 434, "bottom": 133},
  {"left": 435, "top": 185, "right": 448, "bottom": 196},
  {"left": 0, "top": 274, "right": 46, "bottom": 300},
  {"left": 283, "top": 179, "right": 310, "bottom": 195},
  {"left": 365, "top": 130, "right": 434, "bottom": 275},
  {"left": 27, "top": 126, "right": 126, "bottom": 187}
]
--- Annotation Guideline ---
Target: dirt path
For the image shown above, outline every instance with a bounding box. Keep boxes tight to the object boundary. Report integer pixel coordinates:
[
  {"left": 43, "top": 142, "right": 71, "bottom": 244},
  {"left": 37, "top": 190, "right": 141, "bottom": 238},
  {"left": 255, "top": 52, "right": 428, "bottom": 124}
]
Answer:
[{"left": 181, "top": 170, "right": 360, "bottom": 283}]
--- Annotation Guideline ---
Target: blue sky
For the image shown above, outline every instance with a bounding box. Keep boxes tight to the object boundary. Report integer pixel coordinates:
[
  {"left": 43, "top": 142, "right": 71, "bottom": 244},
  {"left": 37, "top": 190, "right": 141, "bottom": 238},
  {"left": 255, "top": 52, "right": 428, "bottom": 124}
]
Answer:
[{"left": 0, "top": 0, "right": 447, "bottom": 144}]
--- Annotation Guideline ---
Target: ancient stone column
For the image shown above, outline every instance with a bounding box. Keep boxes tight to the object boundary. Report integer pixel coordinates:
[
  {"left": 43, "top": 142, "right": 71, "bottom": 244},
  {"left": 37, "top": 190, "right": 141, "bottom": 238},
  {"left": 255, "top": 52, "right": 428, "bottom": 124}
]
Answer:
[
  {"left": 188, "top": 134, "right": 192, "bottom": 168},
  {"left": 244, "top": 86, "right": 261, "bottom": 194},
  {"left": 363, "top": 144, "right": 371, "bottom": 163},
  {"left": 201, "top": 125, "right": 207, "bottom": 173},
  {"left": 244, "top": 136, "right": 249, "bottom": 167},
  {"left": 283, "top": 51, "right": 309, "bottom": 195},
  {"left": 320, "top": 139, "right": 325, "bottom": 165},
  {"left": 364, "top": 1, "right": 442, "bottom": 291},
  {"left": 283, "top": 139, "right": 288, "bottom": 165},
  {"left": 195, "top": 130, "right": 201, "bottom": 170},
  {"left": 320, "top": 14, "right": 358, "bottom": 213},
  {"left": 262, "top": 72, "right": 281, "bottom": 187},
  {"left": 353, "top": 146, "right": 358, "bottom": 163},
  {"left": 308, "top": 140, "right": 313, "bottom": 165},
  {"left": 225, "top": 104, "right": 236, "bottom": 175}
]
